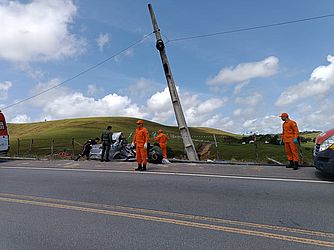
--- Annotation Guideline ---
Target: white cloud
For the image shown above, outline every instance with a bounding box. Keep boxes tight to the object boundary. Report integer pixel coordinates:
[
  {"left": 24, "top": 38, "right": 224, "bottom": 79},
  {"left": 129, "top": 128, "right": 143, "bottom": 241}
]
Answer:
[
  {"left": 0, "top": 81, "right": 12, "bottom": 100},
  {"left": 96, "top": 33, "right": 110, "bottom": 52},
  {"left": 16, "top": 63, "right": 44, "bottom": 79},
  {"left": 11, "top": 114, "right": 31, "bottom": 123},
  {"left": 236, "top": 108, "right": 258, "bottom": 120},
  {"left": 219, "top": 117, "right": 235, "bottom": 130},
  {"left": 199, "top": 114, "right": 220, "bottom": 128},
  {"left": 242, "top": 119, "right": 257, "bottom": 129},
  {"left": 197, "top": 98, "right": 226, "bottom": 113},
  {"left": 241, "top": 115, "right": 280, "bottom": 134},
  {"left": 258, "top": 115, "right": 281, "bottom": 134},
  {"left": 25, "top": 79, "right": 147, "bottom": 120},
  {"left": 235, "top": 92, "right": 263, "bottom": 106},
  {"left": 233, "top": 109, "right": 242, "bottom": 116},
  {"left": 22, "top": 81, "right": 231, "bottom": 131},
  {"left": 207, "top": 56, "right": 279, "bottom": 85},
  {"left": 146, "top": 87, "right": 175, "bottom": 122},
  {"left": 146, "top": 87, "right": 172, "bottom": 113},
  {"left": 233, "top": 81, "right": 249, "bottom": 95},
  {"left": 43, "top": 93, "right": 145, "bottom": 118},
  {"left": 276, "top": 55, "right": 334, "bottom": 106},
  {"left": 0, "top": 0, "right": 86, "bottom": 62},
  {"left": 42, "top": 92, "right": 147, "bottom": 120},
  {"left": 87, "top": 84, "right": 103, "bottom": 96},
  {"left": 26, "top": 78, "right": 244, "bottom": 131},
  {"left": 128, "top": 78, "right": 156, "bottom": 98},
  {"left": 146, "top": 87, "right": 228, "bottom": 127},
  {"left": 293, "top": 99, "right": 334, "bottom": 132}
]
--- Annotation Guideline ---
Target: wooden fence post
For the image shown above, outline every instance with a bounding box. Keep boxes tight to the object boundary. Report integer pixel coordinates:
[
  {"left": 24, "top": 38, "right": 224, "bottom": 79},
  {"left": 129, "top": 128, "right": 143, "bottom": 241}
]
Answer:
[
  {"left": 29, "top": 139, "right": 34, "bottom": 156},
  {"left": 50, "top": 139, "right": 54, "bottom": 160},
  {"left": 17, "top": 138, "right": 20, "bottom": 156},
  {"left": 254, "top": 135, "right": 259, "bottom": 162},
  {"left": 71, "top": 138, "right": 75, "bottom": 159},
  {"left": 213, "top": 134, "right": 220, "bottom": 160}
]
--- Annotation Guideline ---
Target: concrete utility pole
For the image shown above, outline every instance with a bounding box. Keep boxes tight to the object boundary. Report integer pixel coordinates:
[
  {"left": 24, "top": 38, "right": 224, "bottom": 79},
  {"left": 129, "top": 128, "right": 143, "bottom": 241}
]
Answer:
[{"left": 148, "top": 4, "right": 199, "bottom": 161}]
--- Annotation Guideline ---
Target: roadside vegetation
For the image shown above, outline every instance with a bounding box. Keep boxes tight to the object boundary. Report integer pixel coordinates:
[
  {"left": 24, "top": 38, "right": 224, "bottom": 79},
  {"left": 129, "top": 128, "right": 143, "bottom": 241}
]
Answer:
[{"left": 7, "top": 117, "right": 319, "bottom": 165}]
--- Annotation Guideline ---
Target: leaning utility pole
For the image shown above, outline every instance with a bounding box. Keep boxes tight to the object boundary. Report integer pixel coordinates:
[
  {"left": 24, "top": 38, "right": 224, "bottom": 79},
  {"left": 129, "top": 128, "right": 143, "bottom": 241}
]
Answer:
[{"left": 148, "top": 4, "right": 199, "bottom": 161}]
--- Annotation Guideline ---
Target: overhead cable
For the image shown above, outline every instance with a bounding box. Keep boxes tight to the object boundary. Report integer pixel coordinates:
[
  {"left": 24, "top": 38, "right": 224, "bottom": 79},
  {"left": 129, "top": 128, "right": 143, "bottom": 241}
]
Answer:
[{"left": 168, "top": 13, "right": 334, "bottom": 42}]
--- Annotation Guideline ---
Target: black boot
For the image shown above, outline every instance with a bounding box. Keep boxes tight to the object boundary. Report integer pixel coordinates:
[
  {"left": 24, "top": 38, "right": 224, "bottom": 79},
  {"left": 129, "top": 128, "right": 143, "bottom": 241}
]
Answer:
[
  {"left": 74, "top": 155, "right": 81, "bottom": 161},
  {"left": 135, "top": 164, "right": 142, "bottom": 171},
  {"left": 141, "top": 164, "right": 147, "bottom": 171},
  {"left": 286, "top": 160, "right": 293, "bottom": 168},
  {"left": 293, "top": 161, "right": 299, "bottom": 170}
]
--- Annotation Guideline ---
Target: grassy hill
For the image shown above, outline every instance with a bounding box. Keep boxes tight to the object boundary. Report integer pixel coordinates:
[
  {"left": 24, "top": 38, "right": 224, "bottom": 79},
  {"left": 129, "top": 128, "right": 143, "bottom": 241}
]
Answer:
[
  {"left": 6, "top": 116, "right": 317, "bottom": 165},
  {"left": 8, "top": 116, "right": 237, "bottom": 140}
]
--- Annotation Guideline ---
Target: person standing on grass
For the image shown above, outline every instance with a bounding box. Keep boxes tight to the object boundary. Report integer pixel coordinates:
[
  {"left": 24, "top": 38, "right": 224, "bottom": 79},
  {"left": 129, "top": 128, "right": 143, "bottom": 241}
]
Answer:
[
  {"left": 101, "top": 126, "right": 113, "bottom": 162},
  {"left": 154, "top": 129, "right": 169, "bottom": 159},
  {"left": 132, "top": 120, "right": 149, "bottom": 171},
  {"left": 280, "top": 112, "right": 299, "bottom": 170}
]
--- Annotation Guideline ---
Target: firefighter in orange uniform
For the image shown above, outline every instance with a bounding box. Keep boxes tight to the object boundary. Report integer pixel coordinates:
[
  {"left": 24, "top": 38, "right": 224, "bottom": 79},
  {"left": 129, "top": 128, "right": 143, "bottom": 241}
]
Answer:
[
  {"left": 132, "top": 120, "right": 150, "bottom": 171},
  {"left": 280, "top": 113, "right": 299, "bottom": 170},
  {"left": 154, "top": 129, "right": 169, "bottom": 159}
]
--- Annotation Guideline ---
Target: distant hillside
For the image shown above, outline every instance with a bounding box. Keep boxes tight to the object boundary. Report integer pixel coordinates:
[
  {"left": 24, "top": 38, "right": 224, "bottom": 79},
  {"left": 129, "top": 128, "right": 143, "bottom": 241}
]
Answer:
[
  {"left": 7, "top": 116, "right": 239, "bottom": 140},
  {"left": 196, "top": 127, "right": 242, "bottom": 139},
  {"left": 299, "top": 131, "right": 321, "bottom": 139}
]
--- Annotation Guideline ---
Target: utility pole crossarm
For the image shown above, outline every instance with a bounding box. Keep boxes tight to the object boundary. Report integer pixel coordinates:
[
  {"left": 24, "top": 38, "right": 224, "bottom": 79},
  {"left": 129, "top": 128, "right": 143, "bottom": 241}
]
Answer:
[{"left": 148, "top": 4, "right": 199, "bottom": 161}]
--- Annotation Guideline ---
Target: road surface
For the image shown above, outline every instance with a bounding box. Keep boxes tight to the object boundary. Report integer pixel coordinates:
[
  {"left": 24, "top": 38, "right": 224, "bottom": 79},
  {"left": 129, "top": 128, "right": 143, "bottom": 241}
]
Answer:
[{"left": 0, "top": 160, "right": 333, "bottom": 249}]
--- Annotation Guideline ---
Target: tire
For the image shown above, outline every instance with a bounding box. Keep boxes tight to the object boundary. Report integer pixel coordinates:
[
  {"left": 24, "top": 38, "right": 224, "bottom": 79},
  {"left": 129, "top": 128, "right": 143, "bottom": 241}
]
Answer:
[
  {"left": 150, "top": 153, "right": 162, "bottom": 164},
  {"left": 113, "top": 152, "right": 121, "bottom": 159}
]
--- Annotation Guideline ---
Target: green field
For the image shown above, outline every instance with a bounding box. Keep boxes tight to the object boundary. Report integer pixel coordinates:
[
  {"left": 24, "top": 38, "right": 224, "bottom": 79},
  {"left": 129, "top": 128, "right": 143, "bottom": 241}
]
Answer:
[{"left": 7, "top": 117, "right": 317, "bottom": 165}]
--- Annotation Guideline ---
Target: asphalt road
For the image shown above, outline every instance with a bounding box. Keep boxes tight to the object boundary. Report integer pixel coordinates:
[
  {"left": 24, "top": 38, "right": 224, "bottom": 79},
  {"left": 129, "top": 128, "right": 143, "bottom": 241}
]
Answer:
[{"left": 0, "top": 160, "right": 334, "bottom": 249}]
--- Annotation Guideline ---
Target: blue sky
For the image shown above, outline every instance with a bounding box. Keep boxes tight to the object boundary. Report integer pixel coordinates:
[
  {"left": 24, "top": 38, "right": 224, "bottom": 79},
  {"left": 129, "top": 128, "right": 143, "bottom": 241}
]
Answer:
[{"left": 1, "top": 0, "right": 334, "bottom": 134}]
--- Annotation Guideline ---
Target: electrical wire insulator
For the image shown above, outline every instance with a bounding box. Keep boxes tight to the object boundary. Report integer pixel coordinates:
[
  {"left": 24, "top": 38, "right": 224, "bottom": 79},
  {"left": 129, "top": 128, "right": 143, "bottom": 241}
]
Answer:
[{"left": 156, "top": 39, "right": 165, "bottom": 51}]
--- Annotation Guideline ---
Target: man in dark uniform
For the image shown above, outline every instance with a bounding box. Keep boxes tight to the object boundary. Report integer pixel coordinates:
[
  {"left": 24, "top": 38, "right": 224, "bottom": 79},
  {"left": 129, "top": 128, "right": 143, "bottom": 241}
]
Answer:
[{"left": 101, "top": 126, "right": 113, "bottom": 162}]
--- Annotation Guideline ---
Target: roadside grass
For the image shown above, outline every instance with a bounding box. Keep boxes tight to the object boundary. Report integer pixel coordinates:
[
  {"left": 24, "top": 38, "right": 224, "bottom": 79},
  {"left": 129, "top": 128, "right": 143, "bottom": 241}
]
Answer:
[
  {"left": 216, "top": 142, "right": 314, "bottom": 165},
  {"left": 7, "top": 117, "right": 316, "bottom": 165}
]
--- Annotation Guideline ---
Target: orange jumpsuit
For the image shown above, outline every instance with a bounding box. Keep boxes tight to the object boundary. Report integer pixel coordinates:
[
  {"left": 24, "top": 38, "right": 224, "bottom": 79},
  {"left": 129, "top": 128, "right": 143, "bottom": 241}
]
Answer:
[
  {"left": 133, "top": 127, "right": 149, "bottom": 165},
  {"left": 282, "top": 119, "right": 299, "bottom": 162},
  {"left": 154, "top": 132, "right": 169, "bottom": 158}
]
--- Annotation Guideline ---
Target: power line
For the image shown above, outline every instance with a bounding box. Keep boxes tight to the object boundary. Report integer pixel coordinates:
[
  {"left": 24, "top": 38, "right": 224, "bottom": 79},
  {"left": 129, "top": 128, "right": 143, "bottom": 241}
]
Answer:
[
  {"left": 2, "top": 32, "right": 154, "bottom": 111},
  {"left": 168, "top": 13, "right": 334, "bottom": 43}
]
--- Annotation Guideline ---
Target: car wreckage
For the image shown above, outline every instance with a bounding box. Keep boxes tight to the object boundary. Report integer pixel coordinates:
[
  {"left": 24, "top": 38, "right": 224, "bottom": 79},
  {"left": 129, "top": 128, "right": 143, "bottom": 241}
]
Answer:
[
  {"left": 89, "top": 132, "right": 164, "bottom": 163},
  {"left": 89, "top": 132, "right": 135, "bottom": 161}
]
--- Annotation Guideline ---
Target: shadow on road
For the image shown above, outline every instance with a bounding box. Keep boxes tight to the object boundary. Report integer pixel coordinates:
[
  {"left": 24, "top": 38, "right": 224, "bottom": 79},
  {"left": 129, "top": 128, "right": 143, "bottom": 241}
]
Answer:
[{"left": 314, "top": 170, "right": 334, "bottom": 182}]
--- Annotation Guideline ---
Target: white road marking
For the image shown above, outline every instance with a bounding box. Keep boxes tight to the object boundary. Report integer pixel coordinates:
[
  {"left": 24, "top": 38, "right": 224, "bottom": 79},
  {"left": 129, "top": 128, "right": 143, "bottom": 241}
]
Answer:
[{"left": 1, "top": 166, "right": 333, "bottom": 184}]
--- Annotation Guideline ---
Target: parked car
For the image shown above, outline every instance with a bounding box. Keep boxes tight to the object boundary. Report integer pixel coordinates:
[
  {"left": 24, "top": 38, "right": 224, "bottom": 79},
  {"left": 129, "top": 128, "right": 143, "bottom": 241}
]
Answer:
[{"left": 313, "top": 128, "right": 334, "bottom": 175}]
